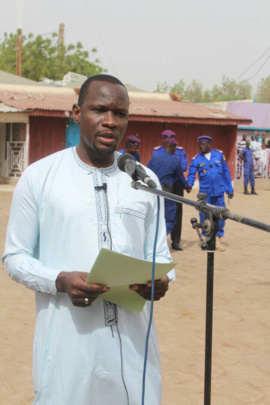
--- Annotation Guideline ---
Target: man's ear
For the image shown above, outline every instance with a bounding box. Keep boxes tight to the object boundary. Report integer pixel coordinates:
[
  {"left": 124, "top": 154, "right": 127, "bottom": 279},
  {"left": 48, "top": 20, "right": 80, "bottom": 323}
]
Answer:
[{"left": 72, "top": 104, "right": 81, "bottom": 124}]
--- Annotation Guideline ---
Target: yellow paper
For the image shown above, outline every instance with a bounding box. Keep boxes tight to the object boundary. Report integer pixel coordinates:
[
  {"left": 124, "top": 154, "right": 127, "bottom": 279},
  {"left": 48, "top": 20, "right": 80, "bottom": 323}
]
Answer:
[{"left": 86, "top": 248, "right": 176, "bottom": 312}]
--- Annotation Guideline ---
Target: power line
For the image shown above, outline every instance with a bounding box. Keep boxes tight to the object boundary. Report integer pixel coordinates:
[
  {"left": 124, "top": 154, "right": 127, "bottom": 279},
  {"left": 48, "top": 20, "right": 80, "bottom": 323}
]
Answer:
[
  {"left": 240, "top": 55, "right": 270, "bottom": 82},
  {"left": 236, "top": 45, "right": 270, "bottom": 82}
]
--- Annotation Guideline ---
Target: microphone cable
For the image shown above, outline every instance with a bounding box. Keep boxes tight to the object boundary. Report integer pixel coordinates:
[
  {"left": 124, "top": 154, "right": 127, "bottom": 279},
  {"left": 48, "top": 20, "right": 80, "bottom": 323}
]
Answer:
[{"left": 141, "top": 195, "right": 161, "bottom": 405}]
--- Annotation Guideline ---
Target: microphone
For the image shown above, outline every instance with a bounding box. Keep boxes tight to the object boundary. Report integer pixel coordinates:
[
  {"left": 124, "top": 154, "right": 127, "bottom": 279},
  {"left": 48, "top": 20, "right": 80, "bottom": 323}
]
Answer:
[{"left": 117, "top": 154, "right": 157, "bottom": 188}]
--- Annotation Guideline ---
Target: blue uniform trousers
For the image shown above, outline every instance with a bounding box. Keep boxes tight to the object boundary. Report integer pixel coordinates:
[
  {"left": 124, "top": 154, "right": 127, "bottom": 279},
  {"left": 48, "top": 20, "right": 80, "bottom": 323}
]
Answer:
[
  {"left": 243, "top": 163, "right": 255, "bottom": 187},
  {"left": 200, "top": 194, "right": 226, "bottom": 237},
  {"left": 165, "top": 199, "right": 177, "bottom": 235}
]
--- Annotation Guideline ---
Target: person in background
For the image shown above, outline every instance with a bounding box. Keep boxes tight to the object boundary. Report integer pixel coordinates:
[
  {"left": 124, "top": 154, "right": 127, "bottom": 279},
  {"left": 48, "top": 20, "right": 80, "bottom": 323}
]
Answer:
[
  {"left": 237, "top": 133, "right": 247, "bottom": 154},
  {"left": 239, "top": 139, "right": 258, "bottom": 195},
  {"left": 251, "top": 134, "right": 262, "bottom": 176},
  {"left": 147, "top": 138, "right": 189, "bottom": 239},
  {"left": 118, "top": 134, "right": 141, "bottom": 161},
  {"left": 236, "top": 133, "right": 247, "bottom": 179},
  {"left": 259, "top": 143, "right": 268, "bottom": 178},
  {"left": 152, "top": 129, "right": 188, "bottom": 251},
  {"left": 187, "top": 135, "right": 234, "bottom": 252}
]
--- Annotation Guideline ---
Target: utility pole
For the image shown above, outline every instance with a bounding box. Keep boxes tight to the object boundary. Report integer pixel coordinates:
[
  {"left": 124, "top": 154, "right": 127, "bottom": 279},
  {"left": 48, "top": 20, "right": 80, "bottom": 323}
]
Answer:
[
  {"left": 16, "top": 0, "right": 23, "bottom": 76},
  {"left": 58, "top": 23, "right": 64, "bottom": 52}
]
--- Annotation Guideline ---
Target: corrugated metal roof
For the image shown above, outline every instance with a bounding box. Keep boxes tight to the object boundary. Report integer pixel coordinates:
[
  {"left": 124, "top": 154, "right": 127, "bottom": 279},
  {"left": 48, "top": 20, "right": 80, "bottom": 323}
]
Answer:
[
  {"left": 0, "top": 70, "right": 42, "bottom": 86},
  {"left": 0, "top": 84, "right": 251, "bottom": 124}
]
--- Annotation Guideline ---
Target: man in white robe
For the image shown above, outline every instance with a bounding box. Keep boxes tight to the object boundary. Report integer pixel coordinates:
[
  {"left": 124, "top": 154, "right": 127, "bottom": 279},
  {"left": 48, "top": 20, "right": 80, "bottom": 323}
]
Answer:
[{"left": 2, "top": 75, "right": 174, "bottom": 405}]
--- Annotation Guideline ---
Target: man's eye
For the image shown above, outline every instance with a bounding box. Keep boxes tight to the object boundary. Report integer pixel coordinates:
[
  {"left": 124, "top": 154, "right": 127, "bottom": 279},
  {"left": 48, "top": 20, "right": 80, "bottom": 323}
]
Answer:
[{"left": 117, "top": 111, "right": 127, "bottom": 118}]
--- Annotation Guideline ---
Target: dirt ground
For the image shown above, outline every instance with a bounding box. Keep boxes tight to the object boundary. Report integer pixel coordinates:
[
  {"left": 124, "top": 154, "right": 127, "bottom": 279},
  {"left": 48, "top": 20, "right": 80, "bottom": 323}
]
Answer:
[{"left": 0, "top": 179, "right": 269, "bottom": 405}]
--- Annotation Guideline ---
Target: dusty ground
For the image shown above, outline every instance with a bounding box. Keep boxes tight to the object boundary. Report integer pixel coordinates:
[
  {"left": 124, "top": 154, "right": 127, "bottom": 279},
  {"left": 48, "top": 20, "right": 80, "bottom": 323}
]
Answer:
[{"left": 0, "top": 179, "right": 269, "bottom": 405}]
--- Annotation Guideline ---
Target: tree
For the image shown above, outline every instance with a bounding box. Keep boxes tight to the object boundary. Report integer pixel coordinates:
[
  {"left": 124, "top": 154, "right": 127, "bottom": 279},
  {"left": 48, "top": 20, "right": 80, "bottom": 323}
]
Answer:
[
  {"left": 170, "top": 79, "right": 185, "bottom": 96},
  {"left": 154, "top": 81, "right": 171, "bottom": 93},
  {"left": 209, "top": 75, "right": 252, "bottom": 102},
  {"left": 0, "top": 32, "right": 106, "bottom": 81},
  {"left": 255, "top": 76, "right": 270, "bottom": 103},
  {"left": 154, "top": 75, "right": 253, "bottom": 103},
  {"left": 184, "top": 80, "right": 203, "bottom": 103}
]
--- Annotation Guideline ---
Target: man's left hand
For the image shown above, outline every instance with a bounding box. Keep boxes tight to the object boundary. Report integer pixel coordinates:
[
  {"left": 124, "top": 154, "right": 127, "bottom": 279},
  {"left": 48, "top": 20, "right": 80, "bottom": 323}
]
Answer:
[
  {"left": 129, "top": 275, "right": 169, "bottom": 301},
  {"left": 228, "top": 193, "right": 234, "bottom": 199}
]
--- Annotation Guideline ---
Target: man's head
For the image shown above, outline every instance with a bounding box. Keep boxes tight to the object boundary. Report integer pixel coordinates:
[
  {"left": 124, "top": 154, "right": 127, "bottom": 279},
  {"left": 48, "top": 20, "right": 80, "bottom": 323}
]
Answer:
[
  {"left": 251, "top": 135, "right": 254, "bottom": 141},
  {"left": 72, "top": 74, "right": 129, "bottom": 166},
  {"left": 262, "top": 142, "right": 266, "bottom": 149},
  {"left": 242, "top": 133, "right": 247, "bottom": 140},
  {"left": 198, "top": 135, "right": 212, "bottom": 154},
  {"left": 124, "top": 135, "right": 141, "bottom": 155},
  {"left": 246, "top": 140, "right": 250, "bottom": 148},
  {"left": 255, "top": 134, "right": 259, "bottom": 141},
  {"left": 164, "top": 138, "right": 177, "bottom": 155},
  {"left": 78, "top": 74, "right": 127, "bottom": 107},
  {"left": 162, "top": 130, "right": 176, "bottom": 145}
]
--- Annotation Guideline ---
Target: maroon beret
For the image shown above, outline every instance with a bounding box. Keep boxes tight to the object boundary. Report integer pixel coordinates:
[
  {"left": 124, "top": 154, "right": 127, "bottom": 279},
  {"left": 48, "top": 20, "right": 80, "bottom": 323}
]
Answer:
[
  {"left": 126, "top": 135, "right": 141, "bottom": 144},
  {"left": 164, "top": 138, "right": 178, "bottom": 145},
  {"left": 162, "top": 130, "right": 176, "bottom": 137}
]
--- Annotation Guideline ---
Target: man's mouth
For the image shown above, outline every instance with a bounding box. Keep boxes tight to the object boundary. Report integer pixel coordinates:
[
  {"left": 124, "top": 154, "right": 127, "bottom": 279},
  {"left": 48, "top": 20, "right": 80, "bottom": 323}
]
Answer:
[{"left": 98, "top": 132, "right": 117, "bottom": 145}]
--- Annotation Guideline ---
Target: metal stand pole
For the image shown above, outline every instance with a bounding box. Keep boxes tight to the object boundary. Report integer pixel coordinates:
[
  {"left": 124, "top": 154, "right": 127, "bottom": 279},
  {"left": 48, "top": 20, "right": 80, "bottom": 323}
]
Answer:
[
  {"left": 204, "top": 251, "right": 214, "bottom": 405},
  {"left": 129, "top": 181, "right": 270, "bottom": 405}
]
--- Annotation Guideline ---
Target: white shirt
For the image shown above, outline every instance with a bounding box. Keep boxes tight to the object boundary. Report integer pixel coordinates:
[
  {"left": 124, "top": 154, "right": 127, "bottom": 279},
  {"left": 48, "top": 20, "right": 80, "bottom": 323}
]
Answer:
[{"left": 2, "top": 148, "right": 173, "bottom": 405}]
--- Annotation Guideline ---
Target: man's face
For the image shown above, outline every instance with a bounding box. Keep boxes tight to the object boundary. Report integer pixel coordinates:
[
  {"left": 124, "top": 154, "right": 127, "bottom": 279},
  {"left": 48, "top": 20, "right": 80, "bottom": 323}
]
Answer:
[
  {"left": 199, "top": 141, "right": 211, "bottom": 154},
  {"left": 169, "top": 144, "right": 176, "bottom": 155},
  {"left": 73, "top": 81, "right": 129, "bottom": 160},
  {"left": 246, "top": 140, "right": 250, "bottom": 148},
  {"left": 242, "top": 134, "right": 247, "bottom": 140},
  {"left": 125, "top": 142, "right": 139, "bottom": 155}
]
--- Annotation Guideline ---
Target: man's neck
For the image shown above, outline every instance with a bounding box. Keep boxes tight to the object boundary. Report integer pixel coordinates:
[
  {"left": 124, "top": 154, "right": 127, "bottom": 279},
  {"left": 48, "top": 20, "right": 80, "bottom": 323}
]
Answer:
[{"left": 76, "top": 144, "right": 115, "bottom": 168}]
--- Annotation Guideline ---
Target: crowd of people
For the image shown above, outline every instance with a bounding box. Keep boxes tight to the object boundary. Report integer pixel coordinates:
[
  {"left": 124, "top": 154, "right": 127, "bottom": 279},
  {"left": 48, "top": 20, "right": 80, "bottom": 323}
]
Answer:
[{"left": 237, "top": 133, "right": 270, "bottom": 179}]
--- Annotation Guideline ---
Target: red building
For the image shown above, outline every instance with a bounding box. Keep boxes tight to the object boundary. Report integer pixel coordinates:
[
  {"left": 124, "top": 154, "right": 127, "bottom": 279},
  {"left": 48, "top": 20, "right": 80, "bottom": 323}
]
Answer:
[{"left": 0, "top": 84, "right": 251, "bottom": 181}]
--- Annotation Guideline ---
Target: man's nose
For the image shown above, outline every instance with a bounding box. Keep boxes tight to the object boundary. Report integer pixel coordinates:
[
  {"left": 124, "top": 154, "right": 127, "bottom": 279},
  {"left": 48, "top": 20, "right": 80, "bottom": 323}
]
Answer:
[{"left": 102, "top": 111, "right": 117, "bottom": 127}]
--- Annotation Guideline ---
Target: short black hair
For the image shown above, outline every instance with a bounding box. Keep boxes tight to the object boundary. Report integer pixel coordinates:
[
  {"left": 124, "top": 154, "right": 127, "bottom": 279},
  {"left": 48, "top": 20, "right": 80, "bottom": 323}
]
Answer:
[{"left": 78, "top": 74, "right": 127, "bottom": 106}]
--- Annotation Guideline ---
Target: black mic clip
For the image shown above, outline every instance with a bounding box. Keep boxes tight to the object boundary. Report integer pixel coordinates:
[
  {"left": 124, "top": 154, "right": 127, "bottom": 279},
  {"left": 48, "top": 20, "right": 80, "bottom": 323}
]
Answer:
[{"left": 95, "top": 184, "right": 107, "bottom": 191}]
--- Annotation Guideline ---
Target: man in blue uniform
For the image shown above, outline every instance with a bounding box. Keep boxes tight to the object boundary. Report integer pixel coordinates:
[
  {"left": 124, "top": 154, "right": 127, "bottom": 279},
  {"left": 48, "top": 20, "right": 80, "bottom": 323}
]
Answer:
[
  {"left": 118, "top": 134, "right": 141, "bottom": 161},
  {"left": 152, "top": 129, "right": 188, "bottom": 250},
  {"left": 148, "top": 138, "right": 189, "bottom": 237},
  {"left": 187, "top": 135, "right": 234, "bottom": 252},
  {"left": 152, "top": 130, "right": 188, "bottom": 170},
  {"left": 239, "top": 139, "right": 258, "bottom": 195}
]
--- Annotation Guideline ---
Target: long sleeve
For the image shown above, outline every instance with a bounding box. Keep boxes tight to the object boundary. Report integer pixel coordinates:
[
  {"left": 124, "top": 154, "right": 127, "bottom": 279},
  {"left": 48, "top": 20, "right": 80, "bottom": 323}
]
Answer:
[
  {"left": 187, "top": 157, "right": 198, "bottom": 186},
  {"left": 221, "top": 155, "right": 234, "bottom": 194},
  {"left": 175, "top": 161, "right": 188, "bottom": 188},
  {"left": 179, "top": 150, "right": 188, "bottom": 172},
  {"left": 2, "top": 169, "right": 59, "bottom": 294}
]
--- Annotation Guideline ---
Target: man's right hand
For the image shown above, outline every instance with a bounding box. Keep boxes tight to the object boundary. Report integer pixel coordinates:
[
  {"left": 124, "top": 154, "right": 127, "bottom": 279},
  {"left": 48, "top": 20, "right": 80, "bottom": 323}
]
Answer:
[
  {"left": 186, "top": 184, "right": 192, "bottom": 193},
  {"left": 56, "top": 271, "right": 109, "bottom": 307}
]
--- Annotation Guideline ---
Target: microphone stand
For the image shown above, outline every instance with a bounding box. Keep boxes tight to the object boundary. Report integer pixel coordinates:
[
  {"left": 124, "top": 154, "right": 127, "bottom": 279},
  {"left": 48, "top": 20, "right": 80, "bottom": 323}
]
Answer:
[{"left": 131, "top": 180, "right": 270, "bottom": 405}]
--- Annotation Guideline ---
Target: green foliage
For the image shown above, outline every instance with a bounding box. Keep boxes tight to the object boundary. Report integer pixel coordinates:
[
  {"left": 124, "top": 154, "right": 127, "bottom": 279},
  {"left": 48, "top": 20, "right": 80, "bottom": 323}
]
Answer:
[
  {"left": 0, "top": 31, "right": 106, "bottom": 81},
  {"left": 154, "top": 81, "right": 171, "bottom": 93},
  {"left": 154, "top": 74, "right": 253, "bottom": 103},
  {"left": 255, "top": 76, "right": 270, "bottom": 103}
]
